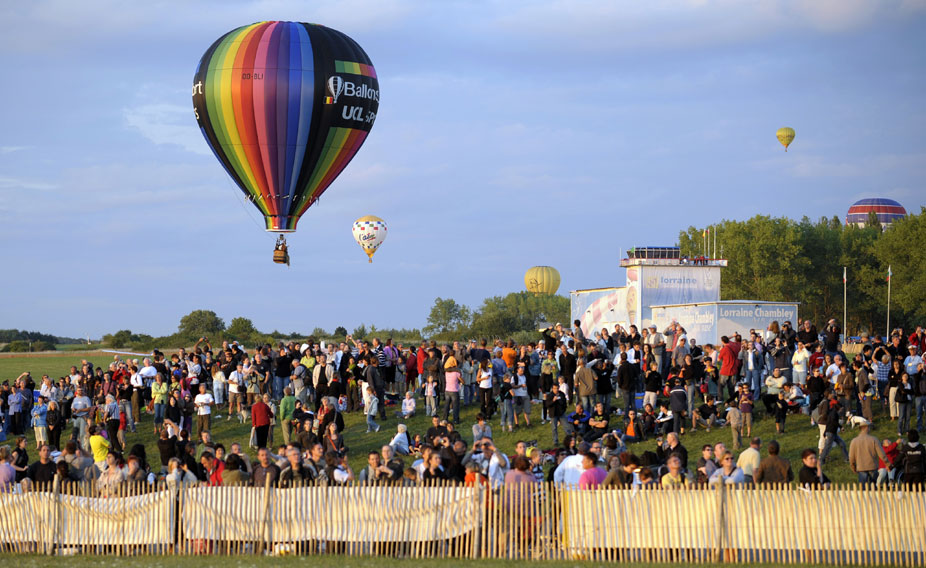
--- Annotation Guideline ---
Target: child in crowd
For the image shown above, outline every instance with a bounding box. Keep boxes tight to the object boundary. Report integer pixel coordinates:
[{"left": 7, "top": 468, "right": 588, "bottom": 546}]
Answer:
[
  {"left": 364, "top": 386, "right": 380, "bottom": 433},
  {"left": 774, "top": 391, "right": 788, "bottom": 434},
  {"left": 424, "top": 376, "right": 437, "bottom": 417},
  {"left": 397, "top": 391, "right": 416, "bottom": 419}
]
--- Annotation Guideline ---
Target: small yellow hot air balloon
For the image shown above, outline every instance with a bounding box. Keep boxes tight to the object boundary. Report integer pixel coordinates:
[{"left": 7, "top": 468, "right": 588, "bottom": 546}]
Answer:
[
  {"left": 524, "top": 266, "right": 561, "bottom": 295},
  {"left": 776, "top": 127, "right": 795, "bottom": 152}
]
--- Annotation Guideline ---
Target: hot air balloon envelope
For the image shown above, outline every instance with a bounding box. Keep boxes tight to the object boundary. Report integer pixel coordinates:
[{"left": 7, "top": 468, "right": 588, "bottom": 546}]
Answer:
[
  {"left": 193, "top": 21, "right": 379, "bottom": 233},
  {"left": 845, "top": 198, "right": 906, "bottom": 228},
  {"left": 525, "top": 266, "right": 561, "bottom": 295},
  {"left": 776, "top": 127, "right": 795, "bottom": 151},
  {"left": 352, "top": 215, "right": 388, "bottom": 262}
]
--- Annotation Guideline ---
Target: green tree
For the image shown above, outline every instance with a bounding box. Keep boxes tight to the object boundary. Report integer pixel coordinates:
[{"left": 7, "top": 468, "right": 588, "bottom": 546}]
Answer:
[
  {"left": 225, "top": 317, "right": 258, "bottom": 342},
  {"left": 177, "top": 310, "right": 225, "bottom": 342},
  {"left": 352, "top": 323, "right": 368, "bottom": 339},
  {"left": 334, "top": 326, "right": 348, "bottom": 337},
  {"left": 875, "top": 207, "right": 926, "bottom": 325},
  {"left": 423, "top": 297, "right": 472, "bottom": 337},
  {"left": 109, "top": 329, "right": 135, "bottom": 349},
  {"left": 469, "top": 292, "right": 569, "bottom": 339}
]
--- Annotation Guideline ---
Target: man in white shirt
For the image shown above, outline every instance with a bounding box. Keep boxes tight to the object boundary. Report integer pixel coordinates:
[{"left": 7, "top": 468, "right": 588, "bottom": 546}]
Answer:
[
  {"left": 736, "top": 437, "right": 762, "bottom": 482},
  {"left": 481, "top": 442, "right": 510, "bottom": 489},
  {"left": 227, "top": 363, "right": 245, "bottom": 419},
  {"left": 129, "top": 369, "right": 146, "bottom": 423},
  {"left": 138, "top": 358, "right": 159, "bottom": 388},
  {"left": 825, "top": 354, "right": 843, "bottom": 385},
  {"left": 553, "top": 442, "right": 591, "bottom": 486},
  {"left": 193, "top": 383, "right": 214, "bottom": 437}
]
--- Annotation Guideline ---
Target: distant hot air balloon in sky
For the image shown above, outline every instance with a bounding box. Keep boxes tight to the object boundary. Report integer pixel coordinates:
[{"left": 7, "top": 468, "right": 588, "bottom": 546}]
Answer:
[
  {"left": 776, "top": 127, "right": 795, "bottom": 151},
  {"left": 845, "top": 198, "right": 907, "bottom": 228},
  {"left": 525, "top": 266, "right": 561, "bottom": 295},
  {"left": 352, "top": 215, "right": 388, "bottom": 262},
  {"left": 192, "top": 21, "right": 379, "bottom": 262}
]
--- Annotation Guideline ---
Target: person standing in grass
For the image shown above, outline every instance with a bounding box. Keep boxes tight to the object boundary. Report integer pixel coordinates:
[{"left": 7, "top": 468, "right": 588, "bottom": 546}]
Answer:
[
  {"left": 365, "top": 386, "right": 380, "bottom": 433},
  {"left": 443, "top": 356, "right": 462, "bottom": 424},
  {"left": 279, "top": 387, "right": 296, "bottom": 445},
  {"left": 30, "top": 396, "right": 48, "bottom": 450},
  {"left": 193, "top": 383, "right": 214, "bottom": 438},
  {"left": 251, "top": 395, "right": 272, "bottom": 449}
]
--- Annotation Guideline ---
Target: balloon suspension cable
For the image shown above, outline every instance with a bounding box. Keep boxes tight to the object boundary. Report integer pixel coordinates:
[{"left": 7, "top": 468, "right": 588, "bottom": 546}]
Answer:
[{"left": 223, "top": 177, "right": 275, "bottom": 240}]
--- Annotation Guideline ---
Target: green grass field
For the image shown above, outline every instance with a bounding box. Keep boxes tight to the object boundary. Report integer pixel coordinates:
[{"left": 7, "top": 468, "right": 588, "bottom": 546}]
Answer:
[{"left": 0, "top": 352, "right": 894, "bottom": 483}]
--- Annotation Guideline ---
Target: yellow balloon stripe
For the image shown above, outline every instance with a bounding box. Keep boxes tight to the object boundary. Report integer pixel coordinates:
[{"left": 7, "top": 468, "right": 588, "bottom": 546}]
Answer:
[{"left": 215, "top": 24, "right": 268, "bottom": 214}]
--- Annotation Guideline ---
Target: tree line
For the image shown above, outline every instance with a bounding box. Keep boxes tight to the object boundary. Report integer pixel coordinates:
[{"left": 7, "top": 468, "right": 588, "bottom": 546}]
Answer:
[{"left": 678, "top": 208, "right": 925, "bottom": 336}]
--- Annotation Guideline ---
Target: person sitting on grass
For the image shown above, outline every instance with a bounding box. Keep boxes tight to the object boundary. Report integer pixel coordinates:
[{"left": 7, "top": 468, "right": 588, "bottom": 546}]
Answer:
[
  {"left": 565, "top": 403, "right": 590, "bottom": 437},
  {"left": 692, "top": 395, "right": 723, "bottom": 432},
  {"left": 389, "top": 423, "right": 412, "bottom": 455},
  {"left": 584, "top": 402, "right": 611, "bottom": 442},
  {"left": 396, "top": 391, "right": 416, "bottom": 419}
]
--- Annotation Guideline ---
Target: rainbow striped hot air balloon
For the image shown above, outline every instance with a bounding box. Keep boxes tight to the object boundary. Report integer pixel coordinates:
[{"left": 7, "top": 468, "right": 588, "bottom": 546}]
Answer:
[
  {"left": 524, "top": 266, "right": 561, "bottom": 295},
  {"left": 192, "top": 22, "right": 379, "bottom": 249}
]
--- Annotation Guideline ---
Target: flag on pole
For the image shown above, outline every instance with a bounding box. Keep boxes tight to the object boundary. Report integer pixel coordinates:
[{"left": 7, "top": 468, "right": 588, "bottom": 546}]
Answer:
[
  {"left": 886, "top": 265, "right": 892, "bottom": 282},
  {"left": 703, "top": 228, "right": 707, "bottom": 237},
  {"left": 843, "top": 267, "right": 846, "bottom": 283}
]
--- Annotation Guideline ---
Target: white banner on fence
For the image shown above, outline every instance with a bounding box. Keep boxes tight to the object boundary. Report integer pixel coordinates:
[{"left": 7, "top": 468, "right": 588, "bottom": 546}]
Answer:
[
  {"left": 563, "top": 489, "right": 719, "bottom": 550},
  {"left": 0, "top": 489, "right": 172, "bottom": 546},
  {"left": 182, "top": 485, "right": 480, "bottom": 543},
  {"left": 58, "top": 491, "right": 173, "bottom": 545}
]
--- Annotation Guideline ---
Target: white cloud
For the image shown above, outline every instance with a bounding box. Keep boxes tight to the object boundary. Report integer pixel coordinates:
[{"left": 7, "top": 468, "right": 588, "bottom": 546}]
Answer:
[
  {"left": 123, "top": 103, "right": 209, "bottom": 154},
  {"left": 0, "top": 0, "right": 413, "bottom": 53},
  {"left": 486, "top": 0, "right": 923, "bottom": 54},
  {"left": 752, "top": 152, "right": 926, "bottom": 179},
  {"left": 0, "top": 146, "right": 30, "bottom": 154},
  {"left": 0, "top": 175, "right": 58, "bottom": 191}
]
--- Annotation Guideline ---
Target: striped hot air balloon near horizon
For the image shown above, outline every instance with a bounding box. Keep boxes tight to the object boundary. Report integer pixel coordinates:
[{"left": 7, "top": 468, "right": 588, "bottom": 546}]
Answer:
[
  {"left": 192, "top": 21, "right": 379, "bottom": 235},
  {"left": 525, "top": 266, "right": 561, "bottom": 296},
  {"left": 845, "top": 198, "right": 907, "bottom": 228}
]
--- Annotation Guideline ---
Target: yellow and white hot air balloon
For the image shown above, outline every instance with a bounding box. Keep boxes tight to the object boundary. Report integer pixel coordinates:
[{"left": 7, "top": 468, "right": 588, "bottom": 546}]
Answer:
[
  {"left": 352, "top": 215, "right": 388, "bottom": 263},
  {"left": 524, "top": 266, "right": 561, "bottom": 295},
  {"left": 776, "top": 127, "right": 795, "bottom": 152}
]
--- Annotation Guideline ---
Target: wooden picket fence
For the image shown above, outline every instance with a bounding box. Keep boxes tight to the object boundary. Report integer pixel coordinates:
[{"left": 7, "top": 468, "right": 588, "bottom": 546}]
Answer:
[{"left": 0, "top": 479, "right": 924, "bottom": 564}]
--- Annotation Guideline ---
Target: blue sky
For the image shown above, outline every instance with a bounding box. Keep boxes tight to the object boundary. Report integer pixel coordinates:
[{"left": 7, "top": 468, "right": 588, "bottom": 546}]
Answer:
[{"left": 2, "top": 0, "right": 924, "bottom": 339}]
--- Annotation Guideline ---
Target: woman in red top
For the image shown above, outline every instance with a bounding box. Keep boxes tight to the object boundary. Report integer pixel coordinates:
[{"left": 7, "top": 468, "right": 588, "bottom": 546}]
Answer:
[{"left": 251, "top": 397, "right": 273, "bottom": 449}]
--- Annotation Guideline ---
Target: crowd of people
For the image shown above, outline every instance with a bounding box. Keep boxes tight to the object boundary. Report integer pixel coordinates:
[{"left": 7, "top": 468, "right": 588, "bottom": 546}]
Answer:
[{"left": 1, "top": 320, "right": 924, "bottom": 494}]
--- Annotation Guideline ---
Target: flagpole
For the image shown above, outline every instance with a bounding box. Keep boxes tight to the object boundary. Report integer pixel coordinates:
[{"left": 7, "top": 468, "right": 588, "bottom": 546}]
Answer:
[
  {"left": 886, "top": 265, "right": 892, "bottom": 338},
  {"left": 713, "top": 226, "right": 717, "bottom": 259},
  {"left": 843, "top": 266, "right": 847, "bottom": 341}
]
